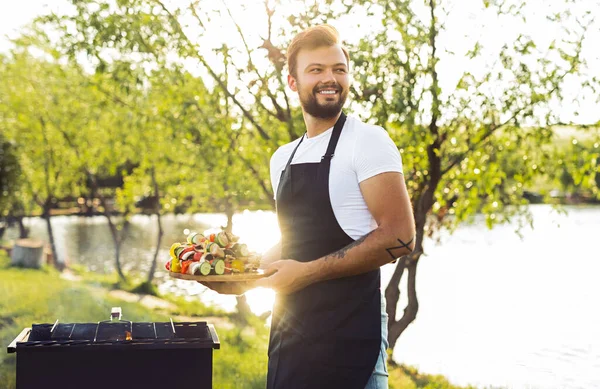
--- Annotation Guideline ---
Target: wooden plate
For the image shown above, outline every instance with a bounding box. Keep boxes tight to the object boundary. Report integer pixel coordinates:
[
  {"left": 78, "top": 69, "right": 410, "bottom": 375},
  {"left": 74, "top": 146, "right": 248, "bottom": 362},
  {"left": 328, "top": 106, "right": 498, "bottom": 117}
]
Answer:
[{"left": 168, "top": 270, "right": 266, "bottom": 282}]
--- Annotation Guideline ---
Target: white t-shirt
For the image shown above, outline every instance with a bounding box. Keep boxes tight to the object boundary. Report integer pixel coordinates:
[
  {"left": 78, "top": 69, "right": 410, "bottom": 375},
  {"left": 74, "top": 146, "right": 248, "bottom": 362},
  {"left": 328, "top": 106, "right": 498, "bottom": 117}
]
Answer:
[{"left": 270, "top": 115, "right": 403, "bottom": 240}]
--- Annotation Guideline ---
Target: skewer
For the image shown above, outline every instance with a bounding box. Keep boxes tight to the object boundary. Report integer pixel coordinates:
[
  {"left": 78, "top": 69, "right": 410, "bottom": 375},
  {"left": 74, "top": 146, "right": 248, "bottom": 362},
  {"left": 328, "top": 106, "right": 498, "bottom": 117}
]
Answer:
[
  {"left": 170, "top": 318, "right": 176, "bottom": 336},
  {"left": 50, "top": 319, "right": 59, "bottom": 334}
]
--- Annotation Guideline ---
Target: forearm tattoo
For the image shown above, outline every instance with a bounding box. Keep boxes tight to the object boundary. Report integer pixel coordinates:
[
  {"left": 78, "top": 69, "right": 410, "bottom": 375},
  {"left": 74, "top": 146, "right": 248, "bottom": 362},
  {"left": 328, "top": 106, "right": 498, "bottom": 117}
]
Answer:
[
  {"left": 326, "top": 231, "right": 414, "bottom": 262},
  {"left": 385, "top": 237, "right": 414, "bottom": 259},
  {"left": 327, "top": 231, "right": 375, "bottom": 260}
]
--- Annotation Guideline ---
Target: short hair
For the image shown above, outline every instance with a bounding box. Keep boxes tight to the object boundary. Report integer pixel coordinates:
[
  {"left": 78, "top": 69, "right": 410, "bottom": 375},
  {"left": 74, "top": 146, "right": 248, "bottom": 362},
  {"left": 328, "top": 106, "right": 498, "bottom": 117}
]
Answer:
[{"left": 286, "top": 24, "right": 350, "bottom": 78}]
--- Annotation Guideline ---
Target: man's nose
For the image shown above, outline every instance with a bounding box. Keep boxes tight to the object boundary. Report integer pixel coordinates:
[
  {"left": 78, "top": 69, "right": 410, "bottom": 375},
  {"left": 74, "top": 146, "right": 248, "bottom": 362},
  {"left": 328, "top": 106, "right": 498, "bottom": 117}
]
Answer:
[{"left": 321, "top": 68, "right": 337, "bottom": 83}]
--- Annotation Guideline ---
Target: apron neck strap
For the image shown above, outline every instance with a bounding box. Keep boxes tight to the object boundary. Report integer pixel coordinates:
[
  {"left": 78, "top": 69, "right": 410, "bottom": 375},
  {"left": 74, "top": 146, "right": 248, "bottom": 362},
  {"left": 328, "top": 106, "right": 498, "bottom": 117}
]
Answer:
[
  {"left": 285, "top": 112, "right": 348, "bottom": 167},
  {"left": 285, "top": 134, "right": 305, "bottom": 167},
  {"left": 321, "top": 112, "right": 347, "bottom": 161}
]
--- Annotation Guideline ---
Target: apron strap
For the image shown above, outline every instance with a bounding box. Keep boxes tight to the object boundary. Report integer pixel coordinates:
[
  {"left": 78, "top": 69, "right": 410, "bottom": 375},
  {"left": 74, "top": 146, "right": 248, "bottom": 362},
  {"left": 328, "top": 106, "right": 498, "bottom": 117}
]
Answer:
[
  {"left": 322, "top": 112, "right": 347, "bottom": 161},
  {"left": 285, "top": 134, "right": 305, "bottom": 167},
  {"left": 285, "top": 112, "right": 348, "bottom": 167}
]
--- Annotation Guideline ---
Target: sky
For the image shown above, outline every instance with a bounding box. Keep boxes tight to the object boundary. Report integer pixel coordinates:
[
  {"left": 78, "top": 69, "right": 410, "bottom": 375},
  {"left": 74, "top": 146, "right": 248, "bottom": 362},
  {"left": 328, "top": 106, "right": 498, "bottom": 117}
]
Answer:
[{"left": 1, "top": 0, "right": 599, "bottom": 126}]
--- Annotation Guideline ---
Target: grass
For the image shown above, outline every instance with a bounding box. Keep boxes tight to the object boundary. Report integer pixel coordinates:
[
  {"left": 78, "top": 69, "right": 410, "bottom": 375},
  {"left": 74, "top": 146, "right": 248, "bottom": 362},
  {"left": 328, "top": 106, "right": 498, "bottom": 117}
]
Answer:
[
  {"left": 389, "top": 363, "right": 478, "bottom": 389},
  {"left": 0, "top": 251, "right": 473, "bottom": 389}
]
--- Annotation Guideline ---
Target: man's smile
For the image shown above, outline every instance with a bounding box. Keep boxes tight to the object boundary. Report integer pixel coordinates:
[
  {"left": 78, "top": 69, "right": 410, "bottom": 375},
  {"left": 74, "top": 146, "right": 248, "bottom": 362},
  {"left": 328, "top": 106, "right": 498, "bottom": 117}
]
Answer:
[
  {"left": 318, "top": 89, "right": 338, "bottom": 95},
  {"left": 315, "top": 86, "right": 341, "bottom": 97}
]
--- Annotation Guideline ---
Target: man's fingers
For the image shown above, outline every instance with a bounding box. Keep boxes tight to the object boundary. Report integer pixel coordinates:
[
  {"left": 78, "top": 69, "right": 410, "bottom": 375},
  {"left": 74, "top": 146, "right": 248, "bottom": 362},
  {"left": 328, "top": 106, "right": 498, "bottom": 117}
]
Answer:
[
  {"left": 263, "top": 266, "right": 279, "bottom": 277},
  {"left": 256, "top": 261, "right": 281, "bottom": 288},
  {"left": 262, "top": 260, "right": 287, "bottom": 274},
  {"left": 255, "top": 271, "right": 279, "bottom": 289}
]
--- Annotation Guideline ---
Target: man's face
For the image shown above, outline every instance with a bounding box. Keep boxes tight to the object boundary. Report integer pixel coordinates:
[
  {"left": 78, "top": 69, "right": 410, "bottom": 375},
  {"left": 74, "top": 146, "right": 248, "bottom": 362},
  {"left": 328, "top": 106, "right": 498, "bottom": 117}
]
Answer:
[{"left": 288, "top": 44, "right": 350, "bottom": 119}]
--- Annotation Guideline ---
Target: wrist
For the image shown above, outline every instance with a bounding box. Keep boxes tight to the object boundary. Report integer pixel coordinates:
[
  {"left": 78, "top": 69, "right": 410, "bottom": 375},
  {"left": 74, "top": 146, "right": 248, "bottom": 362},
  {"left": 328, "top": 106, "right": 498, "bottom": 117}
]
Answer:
[{"left": 304, "top": 258, "right": 325, "bottom": 282}]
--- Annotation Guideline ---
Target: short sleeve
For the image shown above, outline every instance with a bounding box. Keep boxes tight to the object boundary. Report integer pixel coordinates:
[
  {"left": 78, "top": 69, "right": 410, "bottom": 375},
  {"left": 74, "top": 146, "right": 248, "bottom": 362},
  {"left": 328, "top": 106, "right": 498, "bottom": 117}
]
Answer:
[
  {"left": 270, "top": 152, "right": 282, "bottom": 199},
  {"left": 353, "top": 126, "right": 403, "bottom": 183}
]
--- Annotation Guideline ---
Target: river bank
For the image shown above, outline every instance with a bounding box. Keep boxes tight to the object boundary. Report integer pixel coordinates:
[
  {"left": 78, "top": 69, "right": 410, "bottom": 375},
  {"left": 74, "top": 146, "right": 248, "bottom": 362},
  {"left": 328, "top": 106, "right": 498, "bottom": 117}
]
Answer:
[
  {"left": 2, "top": 205, "right": 599, "bottom": 388},
  {"left": 0, "top": 251, "right": 474, "bottom": 389}
]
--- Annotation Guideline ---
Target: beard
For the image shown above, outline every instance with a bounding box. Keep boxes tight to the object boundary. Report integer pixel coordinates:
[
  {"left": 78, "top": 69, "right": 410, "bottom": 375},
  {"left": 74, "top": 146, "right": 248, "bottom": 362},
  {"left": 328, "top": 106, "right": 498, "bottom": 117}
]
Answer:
[{"left": 298, "top": 82, "right": 348, "bottom": 119}]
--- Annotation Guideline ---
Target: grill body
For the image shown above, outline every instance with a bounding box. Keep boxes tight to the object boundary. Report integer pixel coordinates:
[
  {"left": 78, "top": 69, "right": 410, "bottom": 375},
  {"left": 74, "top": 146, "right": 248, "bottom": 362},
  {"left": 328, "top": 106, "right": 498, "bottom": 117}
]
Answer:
[{"left": 8, "top": 321, "right": 220, "bottom": 389}]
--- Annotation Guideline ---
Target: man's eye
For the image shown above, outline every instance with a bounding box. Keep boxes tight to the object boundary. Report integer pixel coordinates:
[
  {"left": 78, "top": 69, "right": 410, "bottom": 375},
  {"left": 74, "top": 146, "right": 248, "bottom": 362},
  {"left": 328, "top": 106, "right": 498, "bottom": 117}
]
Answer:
[
  {"left": 335, "top": 69, "right": 347, "bottom": 73},
  {"left": 310, "top": 68, "right": 321, "bottom": 73}
]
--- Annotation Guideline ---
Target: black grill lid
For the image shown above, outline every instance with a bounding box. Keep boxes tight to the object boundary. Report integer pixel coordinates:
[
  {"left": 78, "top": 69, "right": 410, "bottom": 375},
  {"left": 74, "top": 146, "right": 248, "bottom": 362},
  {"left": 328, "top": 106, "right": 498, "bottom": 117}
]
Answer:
[
  {"left": 7, "top": 308, "right": 220, "bottom": 353},
  {"left": 8, "top": 321, "right": 219, "bottom": 352},
  {"left": 7, "top": 307, "right": 220, "bottom": 353}
]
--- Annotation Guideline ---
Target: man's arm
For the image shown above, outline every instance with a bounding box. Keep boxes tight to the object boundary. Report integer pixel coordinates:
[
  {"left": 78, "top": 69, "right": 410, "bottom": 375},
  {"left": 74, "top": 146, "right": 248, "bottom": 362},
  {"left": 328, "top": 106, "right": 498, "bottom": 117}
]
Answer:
[
  {"left": 255, "top": 172, "right": 415, "bottom": 294},
  {"left": 310, "top": 171, "right": 414, "bottom": 279}
]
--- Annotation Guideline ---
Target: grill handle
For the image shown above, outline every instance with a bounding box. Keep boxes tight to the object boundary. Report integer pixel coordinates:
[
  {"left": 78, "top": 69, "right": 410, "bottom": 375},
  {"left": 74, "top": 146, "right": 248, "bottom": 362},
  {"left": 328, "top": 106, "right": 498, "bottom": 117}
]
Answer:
[{"left": 7, "top": 327, "right": 31, "bottom": 354}]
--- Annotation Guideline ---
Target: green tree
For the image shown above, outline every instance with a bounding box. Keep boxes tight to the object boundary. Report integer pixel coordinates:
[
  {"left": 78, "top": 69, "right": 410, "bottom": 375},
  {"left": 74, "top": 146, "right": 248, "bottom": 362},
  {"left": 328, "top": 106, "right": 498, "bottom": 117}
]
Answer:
[
  {"left": 0, "top": 134, "right": 22, "bottom": 238},
  {"left": 22, "top": 0, "right": 600, "bottom": 352},
  {"left": 349, "top": 0, "right": 599, "bottom": 349},
  {"left": 0, "top": 47, "right": 91, "bottom": 268},
  {"left": 557, "top": 137, "right": 600, "bottom": 199},
  {"left": 34, "top": 0, "right": 347, "bottom": 211}
]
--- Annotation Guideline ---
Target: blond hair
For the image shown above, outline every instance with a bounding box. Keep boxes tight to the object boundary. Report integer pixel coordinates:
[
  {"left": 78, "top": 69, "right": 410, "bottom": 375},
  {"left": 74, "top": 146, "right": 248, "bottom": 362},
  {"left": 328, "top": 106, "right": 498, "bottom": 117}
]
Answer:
[{"left": 286, "top": 24, "right": 350, "bottom": 78}]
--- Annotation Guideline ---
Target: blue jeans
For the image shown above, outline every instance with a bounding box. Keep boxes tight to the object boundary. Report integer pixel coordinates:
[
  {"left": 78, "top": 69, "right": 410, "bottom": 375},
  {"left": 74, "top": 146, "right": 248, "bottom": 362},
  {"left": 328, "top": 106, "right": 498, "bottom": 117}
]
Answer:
[{"left": 365, "top": 293, "right": 389, "bottom": 389}]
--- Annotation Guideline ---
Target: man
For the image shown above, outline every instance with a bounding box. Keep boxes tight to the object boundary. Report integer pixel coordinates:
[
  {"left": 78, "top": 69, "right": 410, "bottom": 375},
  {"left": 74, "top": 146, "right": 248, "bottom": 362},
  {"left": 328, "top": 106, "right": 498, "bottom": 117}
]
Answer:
[{"left": 204, "top": 25, "right": 415, "bottom": 389}]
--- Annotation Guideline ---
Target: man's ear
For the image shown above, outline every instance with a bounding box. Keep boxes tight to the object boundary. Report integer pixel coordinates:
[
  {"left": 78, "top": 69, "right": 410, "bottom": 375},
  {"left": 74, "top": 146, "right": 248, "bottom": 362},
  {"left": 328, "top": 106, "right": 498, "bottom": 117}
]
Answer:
[{"left": 288, "top": 74, "right": 297, "bottom": 92}]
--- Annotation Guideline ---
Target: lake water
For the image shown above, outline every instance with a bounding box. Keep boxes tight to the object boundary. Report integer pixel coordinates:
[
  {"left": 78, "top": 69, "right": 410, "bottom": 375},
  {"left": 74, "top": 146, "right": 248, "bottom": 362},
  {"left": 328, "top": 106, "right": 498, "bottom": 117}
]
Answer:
[{"left": 4, "top": 205, "right": 599, "bottom": 389}]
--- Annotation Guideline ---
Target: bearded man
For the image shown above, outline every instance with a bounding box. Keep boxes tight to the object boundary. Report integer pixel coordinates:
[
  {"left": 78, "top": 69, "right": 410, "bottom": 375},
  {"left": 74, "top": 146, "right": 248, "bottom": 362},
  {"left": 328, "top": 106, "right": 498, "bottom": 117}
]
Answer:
[{"left": 205, "top": 25, "right": 415, "bottom": 389}]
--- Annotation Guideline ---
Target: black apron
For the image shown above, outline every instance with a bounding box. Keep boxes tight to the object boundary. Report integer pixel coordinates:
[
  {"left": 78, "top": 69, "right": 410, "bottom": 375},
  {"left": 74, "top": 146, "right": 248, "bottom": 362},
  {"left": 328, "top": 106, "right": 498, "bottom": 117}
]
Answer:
[{"left": 267, "top": 113, "right": 381, "bottom": 389}]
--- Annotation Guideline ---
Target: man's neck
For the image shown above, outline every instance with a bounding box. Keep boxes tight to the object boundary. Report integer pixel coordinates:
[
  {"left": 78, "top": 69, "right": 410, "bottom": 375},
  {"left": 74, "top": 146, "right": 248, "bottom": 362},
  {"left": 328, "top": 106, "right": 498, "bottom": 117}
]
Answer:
[{"left": 303, "top": 111, "right": 342, "bottom": 138}]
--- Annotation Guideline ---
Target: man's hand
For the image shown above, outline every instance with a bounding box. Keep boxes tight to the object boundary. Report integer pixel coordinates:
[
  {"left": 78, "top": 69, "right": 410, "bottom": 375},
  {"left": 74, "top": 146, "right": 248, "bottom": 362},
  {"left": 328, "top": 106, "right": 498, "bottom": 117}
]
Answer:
[
  {"left": 254, "top": 259, "right": 314, "bottom": 295},
  {"left": 198, "top": 281, "right": 257, "bottom": 296}
]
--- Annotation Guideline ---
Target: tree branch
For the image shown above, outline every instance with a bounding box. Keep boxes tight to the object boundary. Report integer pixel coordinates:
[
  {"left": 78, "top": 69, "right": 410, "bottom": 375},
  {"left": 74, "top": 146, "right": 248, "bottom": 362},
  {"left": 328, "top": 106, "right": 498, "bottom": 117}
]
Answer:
[
  {"left": 161, "top": 0, "right": 271, "bottom": 140},
  {"left": 220, "top": 0, "right": 288, "bottom": 122}
]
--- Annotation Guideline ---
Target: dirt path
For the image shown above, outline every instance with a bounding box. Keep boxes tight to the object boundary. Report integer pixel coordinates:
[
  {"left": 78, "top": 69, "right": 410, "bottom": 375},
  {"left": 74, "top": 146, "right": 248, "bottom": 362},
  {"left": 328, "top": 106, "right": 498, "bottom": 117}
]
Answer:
[
  {"left": 59, "top": 269, "right": 235, "bottom": 329},
  {"left": 107, "top": 289, "right": 235, "bottom": 329}
]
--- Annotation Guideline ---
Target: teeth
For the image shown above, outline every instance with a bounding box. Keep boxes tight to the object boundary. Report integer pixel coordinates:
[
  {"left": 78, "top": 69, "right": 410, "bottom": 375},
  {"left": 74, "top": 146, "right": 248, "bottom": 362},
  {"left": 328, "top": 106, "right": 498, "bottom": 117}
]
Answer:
[{"left": 319, "top": 90, "right": 337, "bottom": 94}]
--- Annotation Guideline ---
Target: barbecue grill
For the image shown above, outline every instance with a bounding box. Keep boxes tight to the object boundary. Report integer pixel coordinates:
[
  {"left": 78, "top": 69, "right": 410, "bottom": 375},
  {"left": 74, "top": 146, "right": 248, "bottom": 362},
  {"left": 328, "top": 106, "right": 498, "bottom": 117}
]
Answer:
[{"left": 7, "top": 308, "right": 220, "bottom": 389}]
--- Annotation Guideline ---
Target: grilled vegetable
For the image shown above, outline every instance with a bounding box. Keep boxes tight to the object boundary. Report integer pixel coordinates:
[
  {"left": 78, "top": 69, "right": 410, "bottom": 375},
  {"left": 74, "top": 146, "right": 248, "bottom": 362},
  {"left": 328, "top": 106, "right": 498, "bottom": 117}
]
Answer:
[
  {"left": 211, "top": 259, "right": 225, "bottom": 275},
  {"left": 170, "top": 243, "right": 181, "bottom": 259},
  {"left": 198, "top": 261, "right": 212, "bottom": 276},
  {"left": 232, "top": 243, "right": 249, "bottom": 257},
  {"left": 180, "top": 261, "right": 191, "bottom": 274},
  {"left": 168, "top": 229, "right": 260, "bottom": 277},
  {"left": 179, "top": 246, "right": 196, "bottom": 261},
  {"left": 225, "top": 231, "right": 240, "bottom": 243},
  {"left": 214, "top": 232, "right": 229, "bottom": 247},
  {"left": 206, "top": 242, "right": 225, "bottom": 258},
  {"left": 187, "top": 232, "right": 205, "bottom": 245},
  {"left": 231, "top": 259, "right": 245, "bottom": 273},
  {"left": 171, "top": 256, "right": 181, "bottom": 273}
]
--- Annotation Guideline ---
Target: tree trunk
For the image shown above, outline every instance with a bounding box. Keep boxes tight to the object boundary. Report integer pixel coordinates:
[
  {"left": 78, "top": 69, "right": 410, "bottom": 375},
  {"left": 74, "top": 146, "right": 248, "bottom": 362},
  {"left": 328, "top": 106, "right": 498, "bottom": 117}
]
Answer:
[
  {"left": 225, "top": 205, "right": 234, "bottom": 234},
  {"left": 85, "top": 187, "right": 94, "bottom": 216},
  {"left": 147, "top": 168, "right": 163, "bottom": 284},
  {"left": 97, "top": 196, "right": 128, "bottom": 282},
  {"left": 18, "top": 216, "right": 29, "bottom": 238},
  {"left": 89, "top": 173, "right": 127, "bottom": 282},
  {"left": 11, "top": 239, "right": 44, "bottom": 268},
  {"left": 43, "top": 203, "right": 63, "bottom": 271},
  {"left": 385, "top": 0, "right": 444, "bottom": 351},
  {"left": 385, "top": 181, "right": 437, "bottom": 349},
  {"left": 386, "top": 253, "right": 421, "bottom": 350},
  {"left": 105, "top": 211, "right": 127, "bottom": 282}
]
